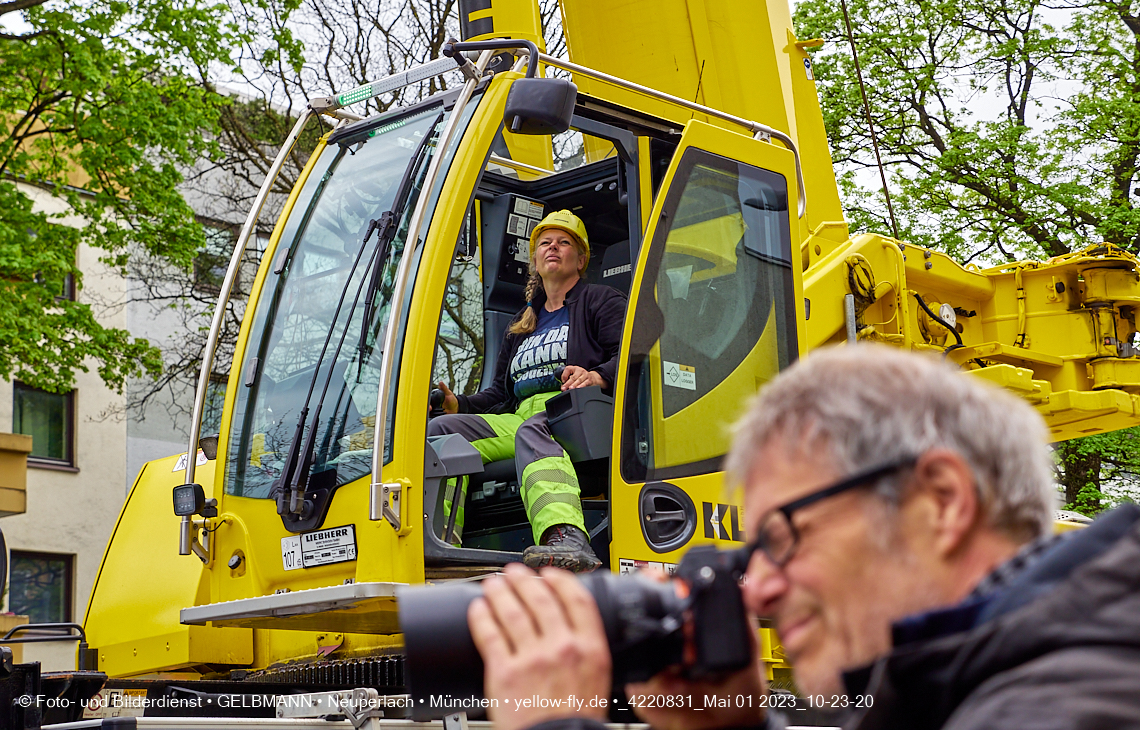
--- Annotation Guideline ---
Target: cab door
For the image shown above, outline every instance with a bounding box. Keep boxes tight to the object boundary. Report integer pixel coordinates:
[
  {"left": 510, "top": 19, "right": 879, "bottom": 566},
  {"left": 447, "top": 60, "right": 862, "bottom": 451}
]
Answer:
[{"left": 610, "top": 120, "right": 805, "bottom": 572}]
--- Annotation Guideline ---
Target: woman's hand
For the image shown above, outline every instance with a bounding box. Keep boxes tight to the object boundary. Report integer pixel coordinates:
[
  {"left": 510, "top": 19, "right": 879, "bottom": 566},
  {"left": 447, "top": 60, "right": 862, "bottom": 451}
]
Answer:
[
  {"left": 437, "top": 381, "right": 459, "bottom": 414},
  {"left": 560, "top": 366, "right": 605, "bottom": 391}
]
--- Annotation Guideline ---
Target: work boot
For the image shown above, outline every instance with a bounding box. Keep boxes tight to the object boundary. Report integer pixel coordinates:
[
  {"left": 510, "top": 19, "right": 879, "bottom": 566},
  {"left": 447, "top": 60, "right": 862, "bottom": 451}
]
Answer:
[{"left": 522, "top": 524, "right": 601, "bottom": 573}]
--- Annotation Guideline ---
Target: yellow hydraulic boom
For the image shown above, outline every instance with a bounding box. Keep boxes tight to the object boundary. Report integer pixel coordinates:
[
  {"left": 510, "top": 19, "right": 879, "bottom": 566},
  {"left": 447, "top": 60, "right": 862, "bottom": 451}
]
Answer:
[{"left": 540, "top": 0, "right": 1140, "bottom": 440}]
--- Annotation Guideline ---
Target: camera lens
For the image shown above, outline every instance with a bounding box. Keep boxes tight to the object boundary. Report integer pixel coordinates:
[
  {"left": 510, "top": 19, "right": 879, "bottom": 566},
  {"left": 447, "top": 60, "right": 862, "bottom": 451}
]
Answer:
[
  {"left": 585, "top": 572, "right": 685, "bottom": 684},
  {"left": 397, "top": 572, "right": 683, "bottom": 720},
  {"left": 398, "top": 581, "right": 486, "bottom": 719}
]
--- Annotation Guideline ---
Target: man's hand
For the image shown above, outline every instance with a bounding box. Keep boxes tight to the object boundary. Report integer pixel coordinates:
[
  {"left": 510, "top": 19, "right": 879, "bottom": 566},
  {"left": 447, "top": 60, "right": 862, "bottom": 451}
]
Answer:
[
  {"left": 623, "top": 568, "right": 767, "bottom": 730},
  {"left": 437, "top": 381, "right": 459, "bottom": 414},
  {"left": 624, "top": 659, "right": 767, "bottom": 730},
  {"left": 468, "top": 564, "right": 612, "bottom": 730},
  {"left": 560, "top": 366, "right": 605, "bottom": 391}
]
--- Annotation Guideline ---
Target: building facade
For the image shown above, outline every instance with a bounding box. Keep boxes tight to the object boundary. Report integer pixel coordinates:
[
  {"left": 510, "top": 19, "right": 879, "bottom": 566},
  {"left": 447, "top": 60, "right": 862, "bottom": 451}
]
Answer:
[
  {"left": 1, "top": 182, "right": 131, "bottom": 669},
  {"left": 2, "top": 172, "right": 272, "bottom": 670}
]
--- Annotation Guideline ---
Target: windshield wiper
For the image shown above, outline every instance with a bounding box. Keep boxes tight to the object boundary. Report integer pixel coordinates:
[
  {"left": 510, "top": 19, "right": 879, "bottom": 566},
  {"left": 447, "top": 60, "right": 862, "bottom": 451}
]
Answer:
[
  {"left": 273, "top": 230, "right": 383, "bottom": 517},
  {"left": 356, "top": 111, "right": 444, "bottom": 373},
  {"left": 275, "top": 112, "right": 444, "bottom": 521}
]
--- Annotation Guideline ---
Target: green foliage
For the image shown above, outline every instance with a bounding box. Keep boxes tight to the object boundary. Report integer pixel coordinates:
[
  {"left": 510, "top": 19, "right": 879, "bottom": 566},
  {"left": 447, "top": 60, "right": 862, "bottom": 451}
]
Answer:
[
  {"left": 794, "top": 0, "right": 1140, "bottom": 262},
  {"left": 1067, "top": 485, "right": 1110, "bottom": 516},
  {"left": 1056, "top": 427, "right": 1140, "bottom": 516},
  {"left": 796, "top": 0, "right": 1140, "bottom": 514},
  {"left": 0, "top": 0, "right": 243, "bottom": 392}
]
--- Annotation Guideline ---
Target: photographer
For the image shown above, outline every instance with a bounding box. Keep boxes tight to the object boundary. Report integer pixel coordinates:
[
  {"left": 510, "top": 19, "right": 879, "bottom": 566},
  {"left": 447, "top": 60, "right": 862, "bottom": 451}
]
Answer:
[{"left": 468, "top": 345, "right": 1140, "bottom": 730}]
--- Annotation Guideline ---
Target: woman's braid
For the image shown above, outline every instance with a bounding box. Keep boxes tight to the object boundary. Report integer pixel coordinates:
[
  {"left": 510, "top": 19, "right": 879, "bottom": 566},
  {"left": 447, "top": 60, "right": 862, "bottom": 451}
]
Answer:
[{"left": 509, "top": 267, "right": 542, "bottom": 335}]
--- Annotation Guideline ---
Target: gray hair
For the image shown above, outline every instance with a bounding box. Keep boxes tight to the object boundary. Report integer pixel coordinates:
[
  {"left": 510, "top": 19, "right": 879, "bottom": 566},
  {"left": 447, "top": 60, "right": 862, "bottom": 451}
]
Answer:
[{"left": 725, "top": 345, "right": 1054, "bottom": 542}]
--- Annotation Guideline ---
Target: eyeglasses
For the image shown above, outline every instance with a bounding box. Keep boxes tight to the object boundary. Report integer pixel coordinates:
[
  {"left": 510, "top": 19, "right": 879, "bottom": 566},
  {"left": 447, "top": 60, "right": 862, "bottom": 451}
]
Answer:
[{"left": 731, "top": 457, "right": 917, "bottom": 571}]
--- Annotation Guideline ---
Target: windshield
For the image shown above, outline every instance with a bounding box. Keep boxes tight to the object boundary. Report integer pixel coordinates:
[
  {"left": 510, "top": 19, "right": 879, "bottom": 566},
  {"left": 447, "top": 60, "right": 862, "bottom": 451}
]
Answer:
[{"left": 223, "top": 106, "right": 445, "bottom": 499}]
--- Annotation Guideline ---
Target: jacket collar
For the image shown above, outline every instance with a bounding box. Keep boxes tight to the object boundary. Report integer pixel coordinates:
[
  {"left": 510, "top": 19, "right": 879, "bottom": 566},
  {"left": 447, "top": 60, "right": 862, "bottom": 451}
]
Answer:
[
  {"left": 843, "top": 504, "right": 1140, "bottom": 730},
  {"left": 531, "top": 276, "right": 586, "bottom": 310}
]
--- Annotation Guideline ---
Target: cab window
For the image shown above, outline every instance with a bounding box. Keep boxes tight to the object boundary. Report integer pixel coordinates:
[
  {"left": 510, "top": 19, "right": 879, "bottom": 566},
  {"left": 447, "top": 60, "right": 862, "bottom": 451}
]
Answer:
[
  {"left": 432, "top": 216, "right": 485, "bottom": 396},
  {"left": 621, "top": 149, "right": 798, "bottom": 482}
]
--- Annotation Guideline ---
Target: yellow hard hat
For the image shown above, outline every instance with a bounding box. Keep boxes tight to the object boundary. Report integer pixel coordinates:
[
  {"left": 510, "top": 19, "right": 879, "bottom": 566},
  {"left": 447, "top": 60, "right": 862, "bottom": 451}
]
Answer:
[{"left": 529, "top": 209, "right": 590, "bottom": 267}]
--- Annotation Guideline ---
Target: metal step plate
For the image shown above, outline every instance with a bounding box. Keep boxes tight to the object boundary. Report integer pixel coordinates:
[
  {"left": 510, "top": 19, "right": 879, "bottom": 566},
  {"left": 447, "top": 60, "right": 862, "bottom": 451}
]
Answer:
[{"left": 180, "top": 582, "right": 404, "bottom": 633}]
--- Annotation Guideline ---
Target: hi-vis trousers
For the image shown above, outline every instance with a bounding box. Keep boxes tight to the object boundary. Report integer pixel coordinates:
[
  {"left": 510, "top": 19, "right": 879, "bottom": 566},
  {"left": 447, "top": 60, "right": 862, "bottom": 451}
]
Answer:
[{"left": 426, "top": 391, "right": 585, "bottom": 545}]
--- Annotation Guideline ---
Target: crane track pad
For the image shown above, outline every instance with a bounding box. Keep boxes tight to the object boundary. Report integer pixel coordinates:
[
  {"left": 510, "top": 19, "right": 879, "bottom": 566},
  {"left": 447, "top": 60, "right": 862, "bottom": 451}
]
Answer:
[{"left": 246, "top": 654, "right": 405, "bottom": 693}]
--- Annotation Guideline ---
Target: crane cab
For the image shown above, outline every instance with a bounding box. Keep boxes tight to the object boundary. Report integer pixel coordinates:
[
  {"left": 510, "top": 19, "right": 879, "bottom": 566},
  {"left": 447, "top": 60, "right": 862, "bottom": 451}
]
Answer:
[
  {"left": 216, "top": 62, "right": 802, "bottom": 582},
  {"left": 84, "top": 52, "right": 803, "bottom": 681}
]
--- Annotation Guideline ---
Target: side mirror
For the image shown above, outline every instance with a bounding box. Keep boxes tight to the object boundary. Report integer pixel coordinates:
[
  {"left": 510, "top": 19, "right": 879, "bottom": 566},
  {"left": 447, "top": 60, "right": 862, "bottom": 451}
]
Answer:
[
  {"left": 199, "top": 433, "right": 220, "bottom": 460},
  {"left": 504, "top": 77, "right": 577, "bottom": 135}
]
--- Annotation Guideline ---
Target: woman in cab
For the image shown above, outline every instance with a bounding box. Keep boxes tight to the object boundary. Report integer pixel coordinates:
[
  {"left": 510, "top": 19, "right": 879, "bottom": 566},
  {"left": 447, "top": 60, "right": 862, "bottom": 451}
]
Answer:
[{"left": 430, "top": 209, "right": 626, "bottom": 572}]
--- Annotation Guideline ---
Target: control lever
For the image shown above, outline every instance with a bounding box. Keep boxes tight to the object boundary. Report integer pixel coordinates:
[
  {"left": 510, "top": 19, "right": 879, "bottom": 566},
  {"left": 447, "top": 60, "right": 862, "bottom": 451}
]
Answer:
[{"left": 429, "top": 388, "right": 445, "bottom": 418}]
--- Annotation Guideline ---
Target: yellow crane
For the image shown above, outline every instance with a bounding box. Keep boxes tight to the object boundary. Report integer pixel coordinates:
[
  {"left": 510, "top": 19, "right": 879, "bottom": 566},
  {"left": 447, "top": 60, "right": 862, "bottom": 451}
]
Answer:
[{"left": 75, "top": 0, "right": 1140, "bottom": 714}]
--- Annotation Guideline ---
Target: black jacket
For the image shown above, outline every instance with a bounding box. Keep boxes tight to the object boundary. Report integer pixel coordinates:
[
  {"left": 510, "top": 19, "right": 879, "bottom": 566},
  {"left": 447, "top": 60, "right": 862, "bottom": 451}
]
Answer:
[
  {"left": 844, "top": 503, "right": 1140, "bottom": 730},
  {"left": 456, "top": 279, "right": 626, "bottom": 415},
  {"left": 526, "top": 506, "right": 1140, "bottom": 730}
]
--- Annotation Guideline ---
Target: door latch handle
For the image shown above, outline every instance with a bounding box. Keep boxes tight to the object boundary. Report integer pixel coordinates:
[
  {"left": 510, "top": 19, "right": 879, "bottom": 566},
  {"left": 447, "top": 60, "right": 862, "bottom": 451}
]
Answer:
[{"left": 371, "top": 480, "right": 410, "bottom": 535}]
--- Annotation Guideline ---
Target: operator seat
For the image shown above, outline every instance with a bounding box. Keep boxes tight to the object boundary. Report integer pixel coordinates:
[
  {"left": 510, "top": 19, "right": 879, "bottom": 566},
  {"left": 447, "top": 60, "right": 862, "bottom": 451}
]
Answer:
[{"left": 597, "top": 240, "right": 632, "bottom": 295}]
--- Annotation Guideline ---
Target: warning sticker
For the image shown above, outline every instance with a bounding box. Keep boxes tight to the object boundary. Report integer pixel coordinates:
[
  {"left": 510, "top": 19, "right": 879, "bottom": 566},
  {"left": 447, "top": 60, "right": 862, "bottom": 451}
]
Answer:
[
  {"left": 172, "top": 450, "right": 209, "bottom": 472},
  {"left": 507, "top": 214, "right": 529, "bottom": 237},
  {"left": 514, "top": 198, "right": 544, "bottom": 219},
  {"left": 282, "top": 524, "right": 357, "bottom": 570},
  {"left": 618, "top": 559, "right": 678, "bottom": 576},
  {"left": 662, "top": 361, "right": 696, "bottom": 391},
  {"left": 505, "top": 196, "right": 545, "bottom": 265},
  {"left": 82, "top": 688, "right": 149, "bottom": 719}
]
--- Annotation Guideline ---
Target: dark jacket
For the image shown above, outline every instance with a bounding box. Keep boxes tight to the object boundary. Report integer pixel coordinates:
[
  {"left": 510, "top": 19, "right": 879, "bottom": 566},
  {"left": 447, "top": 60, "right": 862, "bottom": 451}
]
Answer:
[
  {"left": 844, "top": 503, "right": 1140, "bottom": 730},
  {"left": 526, "top": 508, "right": 1140, "bottom": 730},
  {"left": 456, "top": 279, "right": 626, "bottom": 415}
]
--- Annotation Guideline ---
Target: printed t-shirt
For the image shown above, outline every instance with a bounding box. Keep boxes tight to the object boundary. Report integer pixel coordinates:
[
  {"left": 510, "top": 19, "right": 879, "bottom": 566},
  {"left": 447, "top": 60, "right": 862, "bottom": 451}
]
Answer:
[{"left": 510, "top": 305, "right": 569, "bottom": 401}]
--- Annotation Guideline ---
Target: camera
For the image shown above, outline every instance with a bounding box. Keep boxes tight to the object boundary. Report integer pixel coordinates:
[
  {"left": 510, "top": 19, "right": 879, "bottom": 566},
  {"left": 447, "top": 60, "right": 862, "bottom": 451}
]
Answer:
[{"left": 396, "top": 544, "right": 754, "bottom": 720}]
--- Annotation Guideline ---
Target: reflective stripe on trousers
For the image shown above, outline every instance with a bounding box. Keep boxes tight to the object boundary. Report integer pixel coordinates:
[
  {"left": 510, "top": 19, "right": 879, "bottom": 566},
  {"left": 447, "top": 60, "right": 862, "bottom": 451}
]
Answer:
[{"left": 427, "top": 392, "right": 585, "bottom": 544}]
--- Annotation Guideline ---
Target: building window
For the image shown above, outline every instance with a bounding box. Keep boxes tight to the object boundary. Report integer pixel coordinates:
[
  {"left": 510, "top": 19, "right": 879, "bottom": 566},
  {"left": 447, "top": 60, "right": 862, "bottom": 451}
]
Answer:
[
  {"left": 8, "top": 551, "right": 73, "bottom": 623},
  {"left": 194, "top": 226, "right": 234, "bottom": 295},
  {"left": 202, "top": 377, "right": 227, "bottom": 436},
  {"left": 55, "top": 272, "right": 75, "bottom": 302},
  {"left": 12, "top": 383, "right": 74, "bottom": 467}
]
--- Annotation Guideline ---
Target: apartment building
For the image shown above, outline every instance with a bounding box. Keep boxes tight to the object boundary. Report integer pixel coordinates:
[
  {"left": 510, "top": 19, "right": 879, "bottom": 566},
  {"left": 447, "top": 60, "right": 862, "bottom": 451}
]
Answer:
[
  {"left": 2, "top": 171, "right": 272, "bottom": 669},
  {"left": 1, "top": 182, "right": 132, "bottom": 669}
]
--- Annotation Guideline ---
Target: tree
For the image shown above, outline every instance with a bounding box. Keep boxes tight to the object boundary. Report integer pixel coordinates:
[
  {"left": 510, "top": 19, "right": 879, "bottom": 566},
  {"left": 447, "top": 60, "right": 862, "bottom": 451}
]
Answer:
[
  {"left": 124, "top": 0, "right": 566, "bottom": 430},
  {"left": 794, "top": 0, "right": 1140, "bottom": 263},
  {"left": 1055, "top": 429, "right": 1140, "bottom": 515},
  {"left": 794, "top": 0, "right": 1140, "bottom": 512},
  {"left": 0, "top": 0, "right": 245, "bottom": 394},
  {"left": 432, "top": 247, "right": 486, "bottom": 396}
]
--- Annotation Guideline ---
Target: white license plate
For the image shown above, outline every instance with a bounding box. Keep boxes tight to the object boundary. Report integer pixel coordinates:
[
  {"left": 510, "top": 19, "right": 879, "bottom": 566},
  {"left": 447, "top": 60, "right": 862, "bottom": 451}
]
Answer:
[{"left": 281, "top": 524, "right": 357, "bottom": 570}]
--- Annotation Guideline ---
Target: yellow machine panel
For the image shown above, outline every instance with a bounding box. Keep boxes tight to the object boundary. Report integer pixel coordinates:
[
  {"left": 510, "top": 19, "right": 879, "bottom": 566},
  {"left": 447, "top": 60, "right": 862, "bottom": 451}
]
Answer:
[
  {"left": 84, "top": 454, "right": 253, "bottom": 676},
  {"left": 558, "top": 0, "right": 848, "bottom": 245}
]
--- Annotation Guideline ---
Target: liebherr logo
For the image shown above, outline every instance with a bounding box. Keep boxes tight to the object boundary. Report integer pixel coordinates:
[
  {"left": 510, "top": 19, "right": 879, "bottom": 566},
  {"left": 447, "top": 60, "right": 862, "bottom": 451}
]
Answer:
[{"left": 703, "top": 502, "right": 745, "bottom": 542}]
